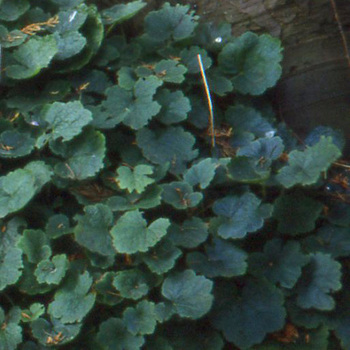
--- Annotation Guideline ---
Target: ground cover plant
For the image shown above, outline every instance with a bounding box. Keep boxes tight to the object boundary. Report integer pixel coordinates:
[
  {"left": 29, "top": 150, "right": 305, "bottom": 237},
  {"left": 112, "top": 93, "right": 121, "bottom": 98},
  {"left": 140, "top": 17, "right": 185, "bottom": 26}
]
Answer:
[{"left": 0, "top": 0, "right": 349, "bottom": 349}]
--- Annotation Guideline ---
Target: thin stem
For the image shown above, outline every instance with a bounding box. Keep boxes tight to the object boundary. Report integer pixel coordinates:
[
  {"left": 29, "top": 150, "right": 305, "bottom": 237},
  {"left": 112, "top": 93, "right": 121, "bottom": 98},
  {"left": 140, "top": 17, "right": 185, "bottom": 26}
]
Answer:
[{"left": 197, "top": 54, "right": 215, "bottom": 148}]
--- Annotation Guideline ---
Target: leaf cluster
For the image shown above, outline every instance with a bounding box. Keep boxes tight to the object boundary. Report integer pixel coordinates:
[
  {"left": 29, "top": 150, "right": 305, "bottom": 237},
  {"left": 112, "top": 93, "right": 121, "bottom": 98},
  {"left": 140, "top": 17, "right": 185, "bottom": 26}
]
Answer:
[{"left": 0, "top": 1, "right": 347, "bottom": 349}]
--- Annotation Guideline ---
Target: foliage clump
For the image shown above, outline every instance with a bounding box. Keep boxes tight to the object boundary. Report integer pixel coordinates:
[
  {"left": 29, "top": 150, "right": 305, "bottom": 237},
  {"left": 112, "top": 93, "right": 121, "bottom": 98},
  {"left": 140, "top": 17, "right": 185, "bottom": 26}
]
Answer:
[{"left": 0, "top": 1, "right": 348, "bottom": 349}]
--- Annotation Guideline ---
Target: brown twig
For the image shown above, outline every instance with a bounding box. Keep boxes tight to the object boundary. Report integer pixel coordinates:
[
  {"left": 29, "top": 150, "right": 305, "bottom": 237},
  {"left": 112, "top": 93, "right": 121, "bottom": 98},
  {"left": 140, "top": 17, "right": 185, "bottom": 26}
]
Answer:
[{"left": 330, "top": 0, "right": 350, "bottom": 68}]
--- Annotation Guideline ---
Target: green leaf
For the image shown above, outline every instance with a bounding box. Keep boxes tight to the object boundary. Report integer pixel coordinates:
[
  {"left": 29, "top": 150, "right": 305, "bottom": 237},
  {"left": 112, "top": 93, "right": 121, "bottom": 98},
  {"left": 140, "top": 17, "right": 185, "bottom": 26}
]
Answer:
[
  {"left": 46, "top": 214, "right": 71, "bottom": 239},
  {"left": 48, "top": 271, "right": 96, "bottom": 323},
  {"left": 123, "top": 300, "right": 157, "bottom": 335},
  {"left": 227, "top": 156, "right": 270, "bottom": 183},
  {"left": 112, "top": 268, "right": 153, "bottom": 300},
  {"left": 34, "top": 254, "right": 69, "bottom": 285},
  {"left": 54, "top": 30, "right": 87, "bottom": 60},
  {"left": 161, "top": 269, "right": 213, "bottom": 319},
  {"left": 296, "top": 253, "right": 342, "bottom": 311},
  {"left": 38, "top": 101, "right": 92, "bottom": 144},
  {"left": 17, "top": 229, "right": 51, "bottom": 264},
  {"left": 137, "top": 126, "right": 198, "bottom": 174},
  {"left": 6, "top": 35, "right": 58, "bottom": 79},
  {"left": 168, "top": 217, "right": 208, "bottom": 248},
  {"left": 213, "top": 192, "right": 273, "bottom": 239},
  {"left": 0, "top": 130, "right": 35, "bottom": 158},
  {"left": 144, "top": 3, "right": 198, "bottom": 42},
  {"left": 0, "top": 307, "right": 22, "bottom": 350},
  {"left": 52, "top": 128, "right": 106, "bottom": 180},
  {"left": 54, "top": 6, "right": 88, "bottom": 33},
  {"left": 95, "top": 272, "right": 123, "bottom": 306},
  {"left": 211, "top": 279, "right": 286, "bottom": 349},
  {"left": 156, "top": 89, "right": 191, "bottom": 125},
  {"left": 154, "top": 60, "right": 187, "bottom": 83},
  {"left": 187, "top": 238, "right": 247, "bottom": 278},
  {"left": 74, "top": 203, "right": 115, "bottom": 256},
  {"left": 0, "top": 217, "right": 23, "bottom": 290},
  {"left": 0, "top": 162, "right": 52, "bottom": 218},
  {"left": 111, "top": 210, "right": 170, "bottom": 254},
  {"left": 180, "top": 46, "right": 212, "bottom": 73},
  {"left": 276, "top": 137, "right": 341, "bottom": 188},
  {"left": 21, "top": 303, "right": 45, "bottom": 323},
  {"left": 184, "top": 158, "right": 217, "bottom": 189},
  {"left": 141, "top": 239, "right": 181, "bottom": 274},
  {"left": 115, "top": 164, "right": 155, "bottom": 193},
  {"left": 101, "top": 0, "right": 146, "bottom": 25},
  {"left": 102, "top": 76, "right": 163, "bottom": 130},
  {"left": 96, "top": 318, "right": 144, "bottom": 350},
  {"left": 31, "top": 317, "right": 82, "bottom": 346},
  {"left": 218, "top": 32, "right": 283, "bottom": 95},
  {"left": 303, "top": 224, "right": 350, "bottom": 258},
  {"left": 273, "top": 192, "right": 323, "bottom": 235},
  {"left": 249, "top": 239, "right": 309, "bottom": 288},
  {"left": 0, "top": 0, "right": 29, "bottom": 21},
  {"left": 162, "top": 181, "right": 203, "bottom": 209},
  {"left": 225, "top": 104, "right": 274, "bottom": 138}
]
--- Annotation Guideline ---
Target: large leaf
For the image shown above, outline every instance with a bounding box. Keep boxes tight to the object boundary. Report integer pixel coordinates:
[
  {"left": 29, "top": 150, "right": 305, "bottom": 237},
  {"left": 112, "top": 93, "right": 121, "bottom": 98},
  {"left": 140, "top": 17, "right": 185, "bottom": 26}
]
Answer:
[
  {"left": 48, "top": 271, "right": 95, "bottom": 323},
  {"left": 136, "top": 126, "right": 198, "bottom": 174},
  {"left": 161, "top": 269, "right": 213, "bottom": 319},
  {"left": 187, "top": 238, "right": 247, "bottom": 278},
  {"left": 0, "top": 307, "right": 22, "bottom": 350},
  {"left": 211, "top": 279, "right": 286, "bottom": 349},
  {"left": 213, "top": 192, "right": 273, "bottom": 239},
  {"left": 249, "top": 239, "right": 309, "bottom": 288},
  {"left": 276, "top": 137, "right": 341, "bottom": 188},
  {"left": 6, "top": 35, "right": 58, "bottom": 79},
  {"left": 111, "top": 210, "right": 170, "bottom": 254},
  {"left": 144, "top": 3, "right": 198, "bottom": 42},
  {"left": 0, "top": 130, "right": 35, "bottom": 158},
  {"left": 218, "top": 32, "right": 282, "bottom": 95},
  {"left": 296, "top": 253, "right": 342, "bottom": 311}
]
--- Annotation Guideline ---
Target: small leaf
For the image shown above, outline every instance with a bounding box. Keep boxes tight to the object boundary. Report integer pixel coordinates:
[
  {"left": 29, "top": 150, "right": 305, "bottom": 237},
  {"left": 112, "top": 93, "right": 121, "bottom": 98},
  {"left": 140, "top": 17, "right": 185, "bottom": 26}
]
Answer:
[
  {"left": 156, "top": 89, "right": 191, "bottom": 125},
  {"left": 48, "top": 271, "right": 95, "bottom": 323},
  {"left": 6, "top": 35, "right": 58, "bottom": 79},
  {"left": 115, "top": 164, "right": 155, "bottom": 193},
  {"left": 123, "top": 300, "right": 157, "bottom": 335},
  {"left": 137, "top": 126, "right": 197, "bottom": 175},
  {"left": 111, "top": 210, "right": 170, "bottom": 254},
  {"left": 162, "top": 181, "right": 203, "bottom": 209},
  {"left": 273, "top": 192, "right": 323, "bottom": 235},
  {"left": 213, "top": 192, "right": 273, "bottom": 239},
  {"left": 101, "top": 0, "right": 146, "bottom": 25},
  {"left": 54, "top": 30, "right": 87, "bottom": 60},
  {"left": 161, "top": 269, "right": 213, "bottom": 319},
  {"left": 0, "top": 130, "right": 35, "bottom": 158},
  {"left": 46, "top": 214, "right": 71, "bottom": 239},
  {"left": 180, "top": 46, "right": 212, "bottom": 74},
  {"left": 144, "top": 3, "right": 198, "bottom": 42},
  {"left": 0, "top": 0, "right": 29, "bottom": 21},
  {"left": 154, "top": 60, "right": 187, "bottom": 83},
  {"left": 74, "top": 203, "right": 115, "bottom": 256},
  {"left": 112, "top": 268, "right": 152, "bottom": 300},
  {"left": 96, "top": 318, "right": 144, "bottom": 350},
  {"left": 17, "top": 229, "right": 51, "bottom": 264},
  {"left": 34, "top": 254, "right": 69, "bottom": 285},
  {"left": 249, "top": 239, "right": 309, "bottom": 288},
  {"left": 51, "top": 128, "right": 106, "bottom": 180},
  {"left": 168, "top": 217, "right": 208, "bottom": 248},
  {"left": 296, "top": 253, "right": 341, "bottom": 311},
  {"left": 276, "top": 137, "right": 341, "bottom": 188},
  {"left": 21, "top": 303, "right": 45, "bottom": 323},
  {"left": 184, "top": 158, "right": 217, "bottom": 189},
  {"left": 187, "top": 238, "right": 247, "bottom": 278},
  {"left": 141, "top": 239, "right": 181, "bottom": 274},
  {"left": 0, "top": 307, "right": 22, "bottom": 350}
]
